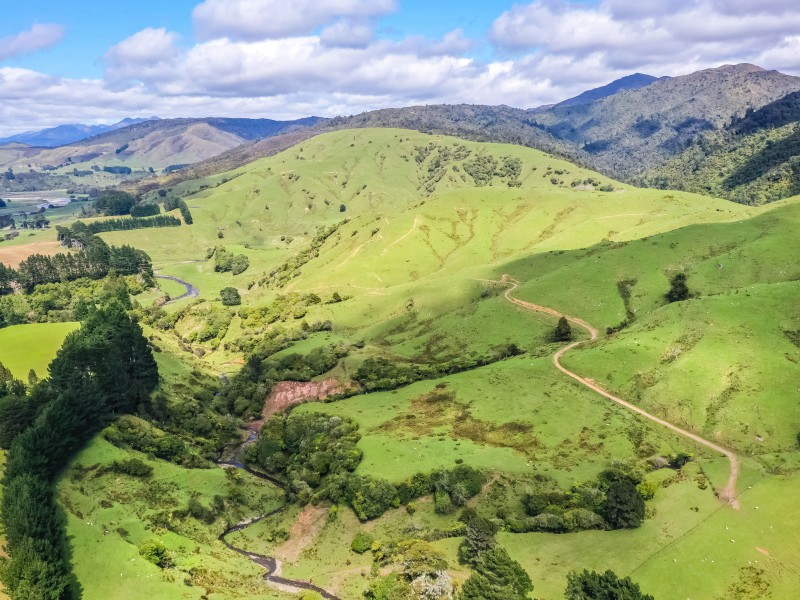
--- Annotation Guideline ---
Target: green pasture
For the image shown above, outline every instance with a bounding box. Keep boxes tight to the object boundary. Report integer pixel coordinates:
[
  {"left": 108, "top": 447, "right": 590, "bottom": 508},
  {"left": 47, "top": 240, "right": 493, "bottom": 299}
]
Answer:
[{"left": 0, "top": 322, "right": 79, "bottom": 379}]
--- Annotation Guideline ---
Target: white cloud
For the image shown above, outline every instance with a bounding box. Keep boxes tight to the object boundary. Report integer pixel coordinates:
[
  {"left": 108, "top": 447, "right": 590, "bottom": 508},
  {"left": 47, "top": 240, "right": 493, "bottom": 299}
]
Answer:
[
  {"left": 490, "top": 0, "right": 800, "bottom": 76},
  {"left": 193, "top": 0, "right": 396, "bottom": 40},
  {"left": 320, "top": 19, "right": 375, "bottom": 48},
  {"left": 0, "top": 23, "right": 65, "bottom": 61},
  {"left": 4, "top": 1, "right": 800, "bottom": 136}
]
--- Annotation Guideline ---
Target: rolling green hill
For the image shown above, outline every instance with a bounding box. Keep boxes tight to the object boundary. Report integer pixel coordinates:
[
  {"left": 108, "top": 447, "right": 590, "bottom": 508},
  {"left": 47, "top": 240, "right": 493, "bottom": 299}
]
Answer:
[{"left": 29, "top": 127, "right": 800, "bottom": 599}]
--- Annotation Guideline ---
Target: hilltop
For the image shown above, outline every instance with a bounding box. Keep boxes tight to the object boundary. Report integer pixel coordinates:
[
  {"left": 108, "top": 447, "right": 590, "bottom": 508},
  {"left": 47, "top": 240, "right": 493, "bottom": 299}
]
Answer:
[
  {"left": 530, "top": 64, "right": 800, "bottom": 177},
  {"left": 551, "top": 73, "right": 660, "bottom": 109}
]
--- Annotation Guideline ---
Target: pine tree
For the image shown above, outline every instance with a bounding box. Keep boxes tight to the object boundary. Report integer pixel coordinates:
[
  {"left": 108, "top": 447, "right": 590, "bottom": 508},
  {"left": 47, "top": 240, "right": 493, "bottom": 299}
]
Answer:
[{"left": 553, "top": 316, "right": 573, "bottom": 342}]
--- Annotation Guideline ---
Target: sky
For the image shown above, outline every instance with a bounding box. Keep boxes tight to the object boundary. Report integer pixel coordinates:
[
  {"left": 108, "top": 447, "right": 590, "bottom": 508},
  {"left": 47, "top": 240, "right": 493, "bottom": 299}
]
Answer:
[{"left": 1, "top": 0, "right": 800, "bottom": 136}]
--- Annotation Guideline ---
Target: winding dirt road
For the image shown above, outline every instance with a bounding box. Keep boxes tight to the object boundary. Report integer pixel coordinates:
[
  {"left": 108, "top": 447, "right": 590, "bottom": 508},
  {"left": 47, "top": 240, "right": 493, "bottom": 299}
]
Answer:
[{"left": 498, "top": 277, "right": 740, "bottom": 509}]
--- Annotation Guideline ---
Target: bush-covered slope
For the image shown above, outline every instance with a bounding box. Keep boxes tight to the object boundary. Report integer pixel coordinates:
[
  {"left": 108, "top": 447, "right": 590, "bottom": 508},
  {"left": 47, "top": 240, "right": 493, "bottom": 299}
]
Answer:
[
  {"left": 531, "top": 64, "right": 800, "bottom": 178},
  {"left": 640, "top": 91, "right": 800, "bottom": 204}
]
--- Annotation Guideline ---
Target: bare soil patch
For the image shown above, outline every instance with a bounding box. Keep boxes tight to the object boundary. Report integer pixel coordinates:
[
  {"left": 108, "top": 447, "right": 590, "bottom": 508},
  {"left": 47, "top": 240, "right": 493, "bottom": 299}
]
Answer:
[
  {"left": 263, "top": 378, "right": 350, "bottom": 419},
  {"left": 0, "top": 241, "right": 64, "bottom": 268},
  {"left": 273, "top": 504, "right": 329, "bottom": 564}
]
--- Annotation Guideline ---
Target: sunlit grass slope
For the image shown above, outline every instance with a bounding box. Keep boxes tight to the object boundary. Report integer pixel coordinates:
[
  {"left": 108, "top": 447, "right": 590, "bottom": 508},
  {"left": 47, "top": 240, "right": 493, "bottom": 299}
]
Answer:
[
  {"left": 0, "top": 322, "right": 79, "bottom": 379},
  {"left": 100, "top": 128, "right": 754, "bottom": 295}
]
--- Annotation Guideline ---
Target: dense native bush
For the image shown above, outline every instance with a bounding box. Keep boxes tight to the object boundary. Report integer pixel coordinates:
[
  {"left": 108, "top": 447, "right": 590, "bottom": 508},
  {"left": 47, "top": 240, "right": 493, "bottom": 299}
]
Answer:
[
  {"left": 353, "top": 343, "right": 523, "bottom": 392},
  {"left": 249, "top": 413, "right": 484, "bottom": 521},
  {"left": 502, "top": 467, "right": 651, "bottom": 534}
]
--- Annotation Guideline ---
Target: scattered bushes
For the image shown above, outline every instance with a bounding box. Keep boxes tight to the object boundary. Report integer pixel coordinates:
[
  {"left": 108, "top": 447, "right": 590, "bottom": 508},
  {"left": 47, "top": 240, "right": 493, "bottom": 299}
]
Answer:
[
  {"left": 354, "top": 343, "right": 523, "bottom": 392},
  {"left": 110, "top": 458, "right": 153, "bottom": 478}
]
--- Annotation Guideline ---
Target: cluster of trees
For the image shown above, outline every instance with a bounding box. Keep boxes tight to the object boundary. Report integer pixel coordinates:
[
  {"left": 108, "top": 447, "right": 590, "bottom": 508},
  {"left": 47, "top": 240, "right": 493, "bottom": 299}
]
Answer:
[
  {"left": 565, "top": 570, "right": 654, "bottom": 600},
  {"left": 249, "top": 412, "right": 485, "bottom": 522},
  {"left": 220, "top": 286, "right": 241, "bottom": 306},
  {"left": 354, "top": 343, "right": 523, "bottom": 392},
  {"left": 0, "top": 303, "right": 158, "bottom": 598},
  {"left": 0, "top": 262, "right": 13, "bottom": 295},
  {"left": 506, "top": 467, "right": 648, "bottom": 534},
  {"left": 218, "top": 343, "right": 348, "bottom": 417},
  {"left": 14, "top": 236, "right": 152, "bottom": 291},
  {"left": 92, "top": 190, "right": 138, "bottom": 215},
  {"left": 129, "top": 203, "right": 161, "bottom": 217},
  {"left": 0, "top": 275, "right": 142, "bottom": 327},
  {"left": 163, "top": 197, "right": 193, "bottom": 224},
  {"left": 82, "top": 214, "right": 181, "bottom": 234},
  {"left": 103, "top": 166, "right": 133, "bottom": 175},
  {"left": 458, "top": 509, "right": 534, "bottom": 600},
  {"left": 87, "top": 190, "right": 193, "bottom": 224},
  {"left": 365, "top": 540, "right": 453, "bottom": 599},
  {"left": 103, "top": 417, "right": 194, "bottom": 466},
  {"left": 666, "top": 273, "right": 690, "bottom": 303},
  {"left": 211, "top": 246, "right": 250, "bottom": 275}
]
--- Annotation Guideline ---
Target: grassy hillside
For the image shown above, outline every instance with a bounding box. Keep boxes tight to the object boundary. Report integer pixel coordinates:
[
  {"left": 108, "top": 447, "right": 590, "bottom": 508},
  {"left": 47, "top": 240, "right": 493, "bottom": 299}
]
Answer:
[{"left": 42, "top": 127, "right": 800, "bottom": 599}]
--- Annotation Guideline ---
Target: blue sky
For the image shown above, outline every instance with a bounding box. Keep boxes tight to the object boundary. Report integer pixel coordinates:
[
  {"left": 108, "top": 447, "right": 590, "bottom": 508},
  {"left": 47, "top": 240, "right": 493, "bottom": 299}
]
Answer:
[
  {"left": 1, "top": 0, "right": 542, "bottom": 76},
  {"left": 0, "top": 0, "right": 798, "bottom": 135}
]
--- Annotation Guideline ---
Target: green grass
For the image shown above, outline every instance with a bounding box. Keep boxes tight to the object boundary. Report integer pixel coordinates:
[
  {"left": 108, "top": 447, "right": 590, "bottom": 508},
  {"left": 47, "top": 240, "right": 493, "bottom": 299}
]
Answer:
[
  {"left": 59, "top": 435, "right": 289, "bottom": 600},
  {"left": 0, "top": 322, "right": 79, "bottom": 379},
  {"left": 38, "top": 128, "right": 800, "bottom": 598}
]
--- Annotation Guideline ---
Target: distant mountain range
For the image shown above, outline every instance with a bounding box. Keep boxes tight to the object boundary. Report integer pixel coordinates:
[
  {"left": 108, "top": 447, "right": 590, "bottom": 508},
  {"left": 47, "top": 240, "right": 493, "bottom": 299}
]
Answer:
[
  {"left": 4, "top": 64, "right": 800, "bottom": 206},
  {"left": 529, "top": 64, "right": 800, "bottom": 179},
  {"left": 552, "top": 73, "right": 660, "bottom": 108},
  {"left": 0, "top": 118, "right": 156, "bottom": 147},
  {"left": 0, "top": 117, "right": 325, "bottom": 176},
  {"left": 156, "top": 64, "right": 800, "bottom": 204}
]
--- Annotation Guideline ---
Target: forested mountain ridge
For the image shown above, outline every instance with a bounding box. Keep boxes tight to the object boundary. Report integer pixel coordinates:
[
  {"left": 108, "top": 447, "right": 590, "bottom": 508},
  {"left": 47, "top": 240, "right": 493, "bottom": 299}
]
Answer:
[
  {"left": 529, "top": 63, "right": 800, "bottom": 178},
  {"left": 639, "top": 90, "right": 800, "bottom": 204},
  {"left": 551, "top": 73, "right": 660, "bottom": 108}
]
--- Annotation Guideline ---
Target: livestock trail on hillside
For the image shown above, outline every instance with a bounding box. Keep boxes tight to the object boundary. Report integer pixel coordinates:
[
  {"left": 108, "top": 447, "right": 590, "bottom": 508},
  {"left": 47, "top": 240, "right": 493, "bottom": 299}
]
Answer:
[{"left": 489, "top": 276, "right": 740, "bottom": 509}]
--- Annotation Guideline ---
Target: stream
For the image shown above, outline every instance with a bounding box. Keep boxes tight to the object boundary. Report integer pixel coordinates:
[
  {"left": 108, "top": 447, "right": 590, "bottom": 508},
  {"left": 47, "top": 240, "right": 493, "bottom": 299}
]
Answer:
[{"left": 217, "top": 438, "right": 343, "bottom": 600}]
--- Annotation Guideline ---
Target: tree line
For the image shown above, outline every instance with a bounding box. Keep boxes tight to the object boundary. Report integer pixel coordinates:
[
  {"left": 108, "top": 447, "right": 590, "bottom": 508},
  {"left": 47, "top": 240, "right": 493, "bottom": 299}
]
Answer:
[
  {"left": 11, "top": 235, "right": 153, "bottom": 292},
  {"left": 0, "top": 303, "right": 158, "bottom": 598}
]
